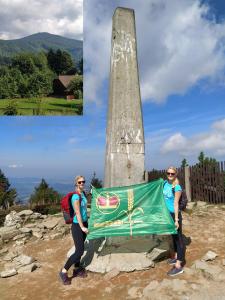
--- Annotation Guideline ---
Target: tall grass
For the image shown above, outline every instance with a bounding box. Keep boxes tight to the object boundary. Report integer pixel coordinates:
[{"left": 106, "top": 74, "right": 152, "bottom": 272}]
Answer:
[{"left": 0, "top": 97, "right": 83, "bottom": 116}]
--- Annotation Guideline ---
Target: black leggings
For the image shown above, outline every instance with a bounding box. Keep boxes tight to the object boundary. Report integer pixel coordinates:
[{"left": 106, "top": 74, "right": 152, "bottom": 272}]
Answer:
[
  {"left": 64, "top": 221, "right": 88, "bottom": 271},
  {"left": 170, "top": 212, "right": 185, "bottom": 262}
]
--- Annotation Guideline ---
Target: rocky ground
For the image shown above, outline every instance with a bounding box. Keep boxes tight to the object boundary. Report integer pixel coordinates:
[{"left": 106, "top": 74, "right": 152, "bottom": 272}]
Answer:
[{"left": 1, "top": 202, "right": 225, "bottom": 300}]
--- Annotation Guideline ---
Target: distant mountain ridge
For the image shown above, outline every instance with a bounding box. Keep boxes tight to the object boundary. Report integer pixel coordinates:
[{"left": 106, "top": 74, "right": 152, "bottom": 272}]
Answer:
[
  {"left": 9, "top": 177, "right": 74, "bottom": 204},
  {"left": 0, "top": 32, "right": 82, "bottom": 63},
  {"left": 9, "top": 177, "right": 91, "bottom": 204}
]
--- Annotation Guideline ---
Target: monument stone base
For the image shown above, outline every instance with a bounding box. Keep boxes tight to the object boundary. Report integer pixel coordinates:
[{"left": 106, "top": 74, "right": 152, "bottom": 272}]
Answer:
[{"left": 67, "top": 236, "right": 171, "bottom": 273}]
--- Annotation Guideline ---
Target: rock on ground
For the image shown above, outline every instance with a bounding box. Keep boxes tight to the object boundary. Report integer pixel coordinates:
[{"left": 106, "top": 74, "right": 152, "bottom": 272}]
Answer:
[
  {"left": 17, "top": 263, "right": 39, "bottom": 274},
  {"left": 104, "top": 268, "right": 120, "bottom": 280},
  {"left": 0, "top": 268, "right": 17, "bottom": 278},
  {"left": 14, "top": 254, "right": 35, "bottom": 266},
  {"left": 17, "top": 210, "right": 33, "bottom": 217},
  {"left": 0, "top": 227, "right": 21, "bottom": 241},
  {"left": 4, "top": 211, "right": 22, "bottom": 227},
  {"left": 201, "top": 250, "right": 218, "bottom": 261}
]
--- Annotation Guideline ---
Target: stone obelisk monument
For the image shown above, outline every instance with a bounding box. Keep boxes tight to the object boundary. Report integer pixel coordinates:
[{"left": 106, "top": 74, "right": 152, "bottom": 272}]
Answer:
[
  {"left": 85, "top": 8, "right": 160, "bottom": 273},
  {"left": 104, "top": 7, "right": 145, "bottom": 188}
]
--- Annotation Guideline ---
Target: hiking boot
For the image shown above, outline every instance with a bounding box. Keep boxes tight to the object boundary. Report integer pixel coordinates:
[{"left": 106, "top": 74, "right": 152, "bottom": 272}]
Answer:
[
  {"left": 167, "top": 267, "right": 184, "bottom": 276},
  {"left": 72, "top": 267, "right": 88, "bottom": 278},
  {"left": 59, "top": 270, "right": 71, "bottom": 285},
  {"left": 167, "top": 258, "right": 177, "bottom": 265}
]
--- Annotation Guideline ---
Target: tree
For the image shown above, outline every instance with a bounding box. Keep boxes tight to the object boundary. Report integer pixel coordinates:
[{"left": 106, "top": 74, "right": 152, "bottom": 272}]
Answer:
[
  {"left": 67, "top": 75, "right": 83, "bottom": 98},
  {"left": 203, "top": 157, "right": 218, "bottom": 165},
  {"left": 66, "top": 66, "right": 78, "bottom": 75},
  {"left": 33, "top": 52, "right": 49, "bottom": 71},
  {"left": 47, "top": 49, "right": 74, "bottom": 75},
  {"left": 3, "top": 100, "right": 18, "bottom": 115},
  {"left": 29, "top": 178, "right": 61, "bottom": 205},
  {"left": 12, "top": 53, "right": 36, "bottom": 74},
  {"left": 77, "top": 58, "right": 83, "bottom": 75},
  {"left": 28, "top": 70, "right": 53, "bottom": 97},
  {"left": 181, "top": 158, "right": 188, "bottom": 168},
  {"left": 198, "top": 151, "right": 205, "bottom": 165},
  {"left": 0, "top": 66, "right": 9, "bottom": 76},
  {"left": 46, "top": 49, "right": 56, "bottom": 72},
  {"left": 90, "top": 172, "right": 103, "bottom": 190},
  {"left": 0, "top": 70, "right": 19, "bottom": 99},
  {"left": 16, "top": 74, "right": 29, "bottom": 98},
  {"left": 197, "top": 151, "right": 218, "bottom": 166},
  {"left": 0, "top": 169, "right": 17, "bottom": 209},
  {"left": 60, "top": 51, "right": 74, "bottom": 74}
]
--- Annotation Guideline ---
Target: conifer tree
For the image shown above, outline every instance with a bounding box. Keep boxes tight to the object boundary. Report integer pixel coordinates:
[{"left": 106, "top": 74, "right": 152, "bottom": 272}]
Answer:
[
  {"left": 181, "top": 158, "right": 188, "bottom": 168},
  {"left": 0, "top": 169, "right": 17, "bottom": 209},
  {"left": 90, "top": 172, "right": 103, "bottom": 190},
  {"left": 29, "top": 178, "right": 61, "bottom": 205}
]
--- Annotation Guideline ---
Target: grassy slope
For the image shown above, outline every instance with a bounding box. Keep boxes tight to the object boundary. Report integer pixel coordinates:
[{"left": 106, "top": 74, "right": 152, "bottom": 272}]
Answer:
[{"left": 0, "top": 97, "right": 83, "bottom": 116}]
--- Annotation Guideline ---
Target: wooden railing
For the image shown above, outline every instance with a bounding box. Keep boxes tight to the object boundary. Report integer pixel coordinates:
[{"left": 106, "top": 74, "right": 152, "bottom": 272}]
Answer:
[
  {"left": 190, "top": 162, "right": 225, "bottom": 203},
  {"left": 147, "top": 161, "right": 225, "bottom": 203}
]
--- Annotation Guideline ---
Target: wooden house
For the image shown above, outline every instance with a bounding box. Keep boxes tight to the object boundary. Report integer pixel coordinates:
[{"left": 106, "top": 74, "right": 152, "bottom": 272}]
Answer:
[{"left": 53, "top": 75, "right": 75, "bottom": 99}]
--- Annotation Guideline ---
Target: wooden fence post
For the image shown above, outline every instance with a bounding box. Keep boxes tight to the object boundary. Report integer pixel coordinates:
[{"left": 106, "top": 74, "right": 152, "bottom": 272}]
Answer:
[
  {"left": 144, "top": 170, "right": 149, "bottom": 182},
  {"left": 185, "top": 166, "right": 192, "bottom": 202}
]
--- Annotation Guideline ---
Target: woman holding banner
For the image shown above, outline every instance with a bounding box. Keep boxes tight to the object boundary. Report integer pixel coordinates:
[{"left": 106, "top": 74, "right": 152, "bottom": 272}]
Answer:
[
  {"left": 59, "top": 175, "right": 88, "bottom": 285},
  {"left": 163, "top": 166, "right": 185, "bottom": 276}
]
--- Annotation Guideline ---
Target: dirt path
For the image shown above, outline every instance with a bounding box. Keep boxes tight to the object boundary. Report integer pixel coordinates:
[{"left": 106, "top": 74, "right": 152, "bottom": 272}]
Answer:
[{"left": 1, "top": 205, "right": 225, "bottom": 300}]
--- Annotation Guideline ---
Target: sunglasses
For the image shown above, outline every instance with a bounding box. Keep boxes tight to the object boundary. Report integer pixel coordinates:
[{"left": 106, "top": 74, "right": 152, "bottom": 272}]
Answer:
[
  {"left": 78, "top": 180, "right": 85, "bottom": 184},
  {"left": 167, "top": 172, "right": 175, "bottom": 176}
]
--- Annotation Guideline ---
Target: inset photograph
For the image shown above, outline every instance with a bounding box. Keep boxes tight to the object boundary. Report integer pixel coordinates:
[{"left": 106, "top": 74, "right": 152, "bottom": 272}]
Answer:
[{"left": 0, "top": 0, "right": 83, "bottom": 116}]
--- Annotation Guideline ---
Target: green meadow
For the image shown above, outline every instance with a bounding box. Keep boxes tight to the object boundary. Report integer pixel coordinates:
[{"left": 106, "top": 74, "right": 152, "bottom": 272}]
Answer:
[{"left": 0, "top": 97, "right": 83, "bottom": 116}]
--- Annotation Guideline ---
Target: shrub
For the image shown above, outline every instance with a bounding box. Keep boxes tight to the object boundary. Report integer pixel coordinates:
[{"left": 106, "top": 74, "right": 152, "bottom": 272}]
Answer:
[{"left": 3, "top": 100, "right": 18, "bottom": 115}]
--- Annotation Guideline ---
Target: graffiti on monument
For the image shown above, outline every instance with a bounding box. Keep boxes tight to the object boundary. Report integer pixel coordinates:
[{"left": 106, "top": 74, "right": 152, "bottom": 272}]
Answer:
[
  {"left": 112, "top": 128, "right": 144, "bottom": 154},
  {"left": 112, "top": 30, "right": 135, "bottom": 65}
]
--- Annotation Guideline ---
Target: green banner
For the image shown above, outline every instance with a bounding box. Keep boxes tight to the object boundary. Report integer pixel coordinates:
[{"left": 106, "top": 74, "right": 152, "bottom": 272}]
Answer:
[{"left": 87, "top": 178, "right": 176, "bottom": 239}]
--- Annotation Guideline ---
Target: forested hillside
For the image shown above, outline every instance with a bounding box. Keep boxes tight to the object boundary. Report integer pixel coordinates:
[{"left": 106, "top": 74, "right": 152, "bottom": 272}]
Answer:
[
  {"left": 0, "top": 49, "right": 83, "bottom": 99},
  {"left": 0, "top": 32, "right": 82, "bottom": 66}
]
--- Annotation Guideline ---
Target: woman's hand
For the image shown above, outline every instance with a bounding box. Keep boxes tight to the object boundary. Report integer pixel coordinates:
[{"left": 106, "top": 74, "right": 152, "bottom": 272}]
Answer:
[
  {"left": 81, "top": 227, "right": 89, "bottom": 234},
  {"left": 175, "top": 220, "right": 179, "bottom": 230}
]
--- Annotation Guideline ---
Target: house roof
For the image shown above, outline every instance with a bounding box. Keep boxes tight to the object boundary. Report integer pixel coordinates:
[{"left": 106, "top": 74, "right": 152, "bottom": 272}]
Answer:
[{"left": 58, "top": 75, "right": 75, "bottom": 88}]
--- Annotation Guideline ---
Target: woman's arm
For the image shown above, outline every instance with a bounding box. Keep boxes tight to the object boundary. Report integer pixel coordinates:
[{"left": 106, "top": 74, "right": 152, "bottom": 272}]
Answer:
[
  {"left": 73, "top": 199, "right": 88, "bottom": 233},
  {"left": 174, "top": 191, "right": 182, "bottom": 229}
]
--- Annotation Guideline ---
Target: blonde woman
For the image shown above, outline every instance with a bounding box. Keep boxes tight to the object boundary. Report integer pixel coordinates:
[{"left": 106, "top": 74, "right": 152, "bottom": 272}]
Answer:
[
  {"left": 59, "top": 175, "right": 88, "bottom": 285},
  {"left": 163, "top": 166, "right": 185, "bottom": 276}
]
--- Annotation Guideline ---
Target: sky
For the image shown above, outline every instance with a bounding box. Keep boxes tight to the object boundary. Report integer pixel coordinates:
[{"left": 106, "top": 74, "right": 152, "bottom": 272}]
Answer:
[
  {"left": 0, "top": 0, "right": 225, "bottom": 184},
  {"left": 0, "top": 0, "right": 83, "bottom": 40}
]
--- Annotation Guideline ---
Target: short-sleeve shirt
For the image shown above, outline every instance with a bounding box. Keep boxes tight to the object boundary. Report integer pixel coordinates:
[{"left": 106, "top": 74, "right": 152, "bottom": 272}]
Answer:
[
  {"left": 71, "top": 192, "right": 88, "bottom": 223},
  {"left": 163, "top": 180, "right": 182, "bottom": 213}
]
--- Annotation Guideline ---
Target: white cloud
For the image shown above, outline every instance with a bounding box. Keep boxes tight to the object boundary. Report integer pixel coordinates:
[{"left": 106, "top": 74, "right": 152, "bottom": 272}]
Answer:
[
  {"left": 0, "top": 0, "right": 83, "bottom": 40},
  {"left": 68, "top": 137, "right": 78, "bottom": 144},
  {"left": 8, "top": 164, "right": 23, "bottom": 168},
  {"left": 161, "top": 118, "right": 225, "bottom": 156},
  {"left": 84, "top": 0, "right": 112, "bottom": 103},
  {"left": 84, "top": 0, "right": 225, "bottom": 103},
  {"left": 212, "top": 119, "right": 225, "bottom": 131},
  {"left": 20, "top": 134, "right": 34, "bottom": 142}
]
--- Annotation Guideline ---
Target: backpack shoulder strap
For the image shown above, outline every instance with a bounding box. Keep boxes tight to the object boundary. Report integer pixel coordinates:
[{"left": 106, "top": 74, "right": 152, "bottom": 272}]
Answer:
[
  {"left": 172, "top": 184, "right": 183, "bottom": 195},
  {"left": 69, "top": 191, "right": 82, "bottom": 217},
  {"left": 73, "top": 191, "right": 82, "bottom": 204},
  {"left": 68, "top": 192, "right": 76, "bottom": 217},
  {"left": 171, "top": 185, "right": 175, "bottom": 195},
  {"left": 163, "top": 180, "right": 175, "bottom": 194}
]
